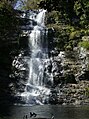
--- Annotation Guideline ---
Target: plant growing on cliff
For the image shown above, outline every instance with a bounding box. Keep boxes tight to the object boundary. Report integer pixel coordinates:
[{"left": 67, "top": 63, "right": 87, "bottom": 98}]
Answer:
[
  {"left": 19, "top": 0, "right": 42, "bottom": 10},
  {"left": 85, "top": 87, "right": 89, "bottom": 97},
  {"left": 0, "top": 0, "right": 20, "bottom": 37},
  {"left": 79, "top": 41, "right": 89, "bottom": 50},
  {"left": 74, "top": 0, "right": 89, "bottom": 28}
]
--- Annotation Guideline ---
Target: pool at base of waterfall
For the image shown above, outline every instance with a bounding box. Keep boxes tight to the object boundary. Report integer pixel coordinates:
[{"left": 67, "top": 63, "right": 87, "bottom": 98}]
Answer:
[{"left": 0, "top": 105, "right": 89, "bottom": 119}]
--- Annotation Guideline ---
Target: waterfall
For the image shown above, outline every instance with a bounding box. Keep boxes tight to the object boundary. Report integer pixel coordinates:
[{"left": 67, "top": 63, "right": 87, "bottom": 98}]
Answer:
[{"left": 17, "top": 9, "right": 53, "bottom": 105}]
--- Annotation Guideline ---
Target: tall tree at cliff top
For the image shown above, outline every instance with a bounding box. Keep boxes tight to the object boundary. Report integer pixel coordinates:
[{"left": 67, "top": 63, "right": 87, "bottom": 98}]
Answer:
[
  {"left": 0, "top": 0, "right": 20, "bottom": 41},
  {"left": 20, "top": 0, "right": 76, "bottom": 23},
  {"left": 74, "top": 0, "right": 89, "bottom": 27},
  {"left": 38, "top": 0, "right": 89, "bottom": 27},
  {"left": 18, "top": 0, "right": 42, "bottom": 10}
]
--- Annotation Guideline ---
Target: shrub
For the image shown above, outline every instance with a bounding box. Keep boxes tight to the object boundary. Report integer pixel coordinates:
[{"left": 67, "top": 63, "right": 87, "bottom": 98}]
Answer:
[
  {"left": 69, "top": 30, "right": 81, "bottom": 40},
  {"left": 46, "top": 11, "right": 62, "bottom": 24},
  {"left": 85, "top": 87, "right": 89, "bottom": 97},
  {"left": 79, "top": 41, "right": 89, "bottom": 50}
]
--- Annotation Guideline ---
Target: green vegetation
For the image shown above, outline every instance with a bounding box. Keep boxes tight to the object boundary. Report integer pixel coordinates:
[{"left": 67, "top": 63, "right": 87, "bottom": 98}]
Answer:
[
  {"left": 0, "top": 0, "right": 89, "bottom": 56},
  {"left": 0, "top": 0, "right": 21, "bottom": 43},
  {"left": 17, "top": 0, "right": 89, "bottom": 51},
  {"left": 85, "top": 87, "right": 89, "bottom": 97},
  {"left": 20, "top": 0, "right": 42, "bottom": 10},
  {"left": 79, "top": 41, "right": 89, "bottom": 50},
  {"left": 38, "top": 0, "right": 89, "bottom": 27},
  {"left": 0, "top": 0, "right": 22, "bottom": 104},
  {"left": 1, "top": 0, "right": 89, "bottom": 51},
  {"left": 38, "top": 0, "right": 89, "bottom": 51}
]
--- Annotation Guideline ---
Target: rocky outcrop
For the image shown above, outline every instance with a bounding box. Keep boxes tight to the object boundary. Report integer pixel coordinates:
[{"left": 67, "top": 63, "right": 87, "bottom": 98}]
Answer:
[
  {"left": 1, "top": 9, "right": 89, "bottom": 105},
  {"left": 57, "top": 81, "right": 89, "bottom": 105},
  {"left": 0, "top": 10, "right": 29, "bottom": 104},
  {"left": 48, "top": 46, "right": 89, "bottom": 105}
]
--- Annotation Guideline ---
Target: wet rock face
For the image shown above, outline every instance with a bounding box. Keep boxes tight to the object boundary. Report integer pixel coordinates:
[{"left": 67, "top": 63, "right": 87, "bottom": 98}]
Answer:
[
  {"left": 48, "top": 49, "right": 78, "bottom": 86},
  {"left": 78, "top": 71, "right": 89, "bottom": 81},
  {"left": 9, "top": 50, "right": 29, "bottom": 95},
  {"left": 48, "top": 46, "right": 89, "bottom": 105},
  {"left": 45, "top": 50, "right": 65, "bottom": 87},
  {"left": 64, "top": 73, "right": 77, "bottom": 84},
  {"left": 57, "top": 81, "right": 89, "bottom": 105}
]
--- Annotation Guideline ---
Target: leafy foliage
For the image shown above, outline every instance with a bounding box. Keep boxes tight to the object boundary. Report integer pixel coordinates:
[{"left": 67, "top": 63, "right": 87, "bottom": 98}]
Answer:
[
  {"left": 85, "top": 87, "right": 89, "bottom": 97},
  {"left": 19, "top": 0, "right": 89, "bottom": 27},
  {"left": 39, "top": 0, "right": 76, "bottom": 23},
  {"left": 79, "top": 41, "right": 89, "bottom": 50},
  {"left": 38, "top": 0, "right": 89, "bottom": 27},
  {"left": 74, "top": 0, "right": 89, "bottom": 27},
  {"left": 0, "top": 0, "right": 20, "bottom": 41},
  {"left": 19, "top": 0, "right": 42, "bottom": 10}
]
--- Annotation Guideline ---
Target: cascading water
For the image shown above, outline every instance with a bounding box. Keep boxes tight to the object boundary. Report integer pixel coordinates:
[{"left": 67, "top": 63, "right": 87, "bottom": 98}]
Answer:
[{"left": 17, "top": 9, "right": 53, "bottom": 105}]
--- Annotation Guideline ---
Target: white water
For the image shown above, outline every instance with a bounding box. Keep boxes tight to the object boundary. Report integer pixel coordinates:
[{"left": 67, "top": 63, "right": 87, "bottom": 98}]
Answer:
[{"left": 20, "top": 10, "right": 53, "bottom": 105}]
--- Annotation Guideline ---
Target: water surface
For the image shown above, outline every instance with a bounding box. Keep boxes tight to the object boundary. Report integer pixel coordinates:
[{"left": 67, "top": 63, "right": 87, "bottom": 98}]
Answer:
[{"left": 0, "top": 105, "right": 89, "bottom": 119}]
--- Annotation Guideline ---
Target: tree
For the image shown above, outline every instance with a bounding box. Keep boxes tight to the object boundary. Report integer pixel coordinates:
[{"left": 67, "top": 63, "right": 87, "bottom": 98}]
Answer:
[
  {"left": 0, "top": 0, "right": 20, "bottom": 42},
  {"left": 38, "top": 0, "right": 76, "bottom": 23},
  {"left": 18, "top": 0, "right": 42, "bottom": 10},
  {"left": 74, "top": 0, "right": 89, "bottom": 27}
]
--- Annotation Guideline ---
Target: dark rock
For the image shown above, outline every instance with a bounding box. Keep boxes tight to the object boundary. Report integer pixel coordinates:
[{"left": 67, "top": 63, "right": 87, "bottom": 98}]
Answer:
[
  {"left": 58, "top": 99, "right": 64, "bottom": 104},
  {"left": 64, "top": 73, "right": 77, "bottom": 84},
  {"left": 79, "top": 71, "right": 89, "bottom": 81},
  {"left": 19, "top": 36, "right": 29, "bottom": 49}
]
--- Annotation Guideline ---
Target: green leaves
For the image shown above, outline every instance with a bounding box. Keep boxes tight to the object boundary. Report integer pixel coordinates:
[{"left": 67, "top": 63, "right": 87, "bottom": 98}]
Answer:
[
  {"left": 19, "top": 0, "right": 42, "bottom": 10},
  {"left": 74, "top": 1, "right": 82, "bottom": 16},
  {"left": 74, "top": 0, "right": 89, "bottom": 27},
  {"left": 0, "top": 0, "right": 20, "bottom": 42},
  {"left": 79, "top": 41, "right": 89, "bottom": 50}
]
